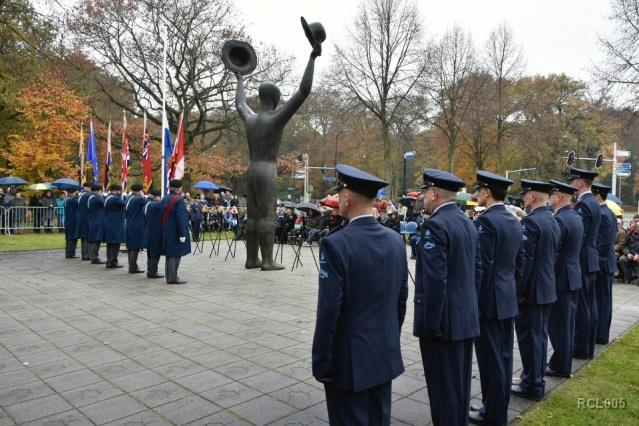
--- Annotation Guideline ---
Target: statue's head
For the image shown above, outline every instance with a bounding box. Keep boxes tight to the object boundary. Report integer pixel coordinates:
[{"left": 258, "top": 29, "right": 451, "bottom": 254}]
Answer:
[{"left": 258, "top": 82, "right": 280, "bottom": 111}]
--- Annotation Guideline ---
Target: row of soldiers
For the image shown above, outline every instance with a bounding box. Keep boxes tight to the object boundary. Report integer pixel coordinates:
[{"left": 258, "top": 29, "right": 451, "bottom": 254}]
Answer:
[
  {"left": 62, "top": 179, "right": 192, "bottom": 284},
  {"left": 311, "top": 165, "right": 616, "bottom": 426}
]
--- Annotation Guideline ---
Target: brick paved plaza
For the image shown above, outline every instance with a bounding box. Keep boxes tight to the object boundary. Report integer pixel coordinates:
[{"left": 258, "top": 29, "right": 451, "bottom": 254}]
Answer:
[{"left": 0, "top": 241, "right": 638, "bottom": 425}]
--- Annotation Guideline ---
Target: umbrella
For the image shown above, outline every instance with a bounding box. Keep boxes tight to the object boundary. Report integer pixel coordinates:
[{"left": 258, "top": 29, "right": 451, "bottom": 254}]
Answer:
[
  {"left": 407, "top": 191, "right": 421, "bottom": 197},
  {"left": 296, "top": 202, "right": 321, "bottom": 213},
  {"left": 193, "top": 180, "right": 219, "bottom": 191},
  {"left": 28, "top": 183, "right": 54, "bottom": 191},
  {"left": 320, "top": 196, "right": 339, "bottom": 208},
  {"left": 0, "top": 176, "right": 27, "bottom": 186},
  {"left": 606, "top": 199, "right": 623, "bottom": 216},
  {"left": 399, "top": 196, "right": 417, "bottom": 207},
  {"left": 217, "top": 185, "right": 233, "bottom": 193},
  {"left": 281, "top": 201, "right": 296, "bottom": 208},
  {"left": 456, "top": 191, "right": 475, "bottom": 206},
  {"left": 607, "top": 194, "right": 623, "bottom": 204},
  {"left": 52, "top": 178, "right": 80, "bottom": 190}
]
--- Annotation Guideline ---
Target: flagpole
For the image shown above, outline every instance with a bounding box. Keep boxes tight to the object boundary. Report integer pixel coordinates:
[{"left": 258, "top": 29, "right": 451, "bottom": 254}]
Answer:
[
  {"left": 161, "top": 27, "right": 167, "bottom": 198},
  {"left": 79, "top": 123, "right": 84, "bottom": 187}
]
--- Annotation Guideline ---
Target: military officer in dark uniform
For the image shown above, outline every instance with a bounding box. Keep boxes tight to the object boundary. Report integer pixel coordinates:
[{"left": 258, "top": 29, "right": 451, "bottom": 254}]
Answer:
[
  {"left": 468, "top": 171, "right": 522, "bottom": 426},
  {"left": 161, "top": 179, "right": 191, "bottom": 284},
  {"left": 414, "top": 169, "right": 480, "bottom": 426},
  {"left": 591, "top": 182, "right": 616, "bottom": 345},
  {"left": 125, "top": 183, "right": 148, "bottom": 273},
  {"left": 312, "top": 164, "right": 408, "bottom": 425},
  {"left": 145, "top": 189, "right": 164, "bottom": 279},
  {"left": 76, "top": 182, "right": 92, "bottom": 260},
  {"left": 569, "top": 167, "right": 600, "bottom": 359},
  {"left": 546, "top": 180, "right": 583, "bottom": 378},
  {"left": 103, "top": 184, "right": 126, "bottom": 268},
  {"left": 512, "top": 180, "right": 560, "bottom": 401},
  {"left": 87, "top": 184, "right": 106, "bottom": 264},
  {"left": 64, "top": 189, "right": 79, "bottom": 258}
]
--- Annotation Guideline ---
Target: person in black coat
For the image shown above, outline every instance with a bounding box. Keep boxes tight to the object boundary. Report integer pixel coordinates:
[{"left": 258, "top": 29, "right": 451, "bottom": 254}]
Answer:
[
  {"left": 414, "top": 169, "right": 481, "bottom": 426},
  {"left": 63, "top": 190, "right": 79, "bottom": 258},
  {"left": 161, "top": 179, "right": 191, "bottom": 284},
  {"left": 569, "top": 167, "right": 601, "bottom": 359},
  {"left": 125, "top": 183, "right": 148, "bottom": 273},
  {"left": 144, "top": 189, "right": 164, "bottom": 279},
  {"left": 512, "top": 180, "right": 560, "bottom": 401},
  {"left": 87, "top": 184, "right": 106, "bottom": 264},
  {"left": 546, "top": 180, "right": 583, "bottom": 378},
  {"left": 103, "top": 184, "right": 126, "bottom": 268},
  {"left": 592, "top": 183, "right": 617, "bottom": 345},
  {"left": 76, "top": 182, "right": 93, "bottom": 260},
  {"left": 312, "top": 164, "right": 408, "bottom": 425},
  {"left": 469, "top": 171, "right": 523, "bottom": 426}
]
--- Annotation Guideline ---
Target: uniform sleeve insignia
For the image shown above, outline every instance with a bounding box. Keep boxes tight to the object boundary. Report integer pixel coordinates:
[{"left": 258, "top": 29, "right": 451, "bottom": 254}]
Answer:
[
  {"left": 477, "top": 224, "right": 483, "bottom": 233},
  {"left": 425, "top": 229, "right": 431, "bottom": 238},
  {"left": 319, "top": 251, "right": 326, "bottom": 263},
  {"left": 424, "top": 242, "right": 435, "bottom": 250},
  {"left": 319, "top": 268, "right": 328, "bottom": 279}
]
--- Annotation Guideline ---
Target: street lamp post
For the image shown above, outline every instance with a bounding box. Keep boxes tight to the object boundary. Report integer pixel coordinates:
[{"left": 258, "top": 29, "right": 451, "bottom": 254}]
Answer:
[{"left": 403, "top": 151, "right": 416, "bottom": 196}]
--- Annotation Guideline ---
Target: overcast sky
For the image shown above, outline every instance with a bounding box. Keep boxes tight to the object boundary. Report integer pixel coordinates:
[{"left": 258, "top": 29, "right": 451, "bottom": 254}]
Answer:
[{"left": 235, "top": 0, "right": 614, "bottom": 82}]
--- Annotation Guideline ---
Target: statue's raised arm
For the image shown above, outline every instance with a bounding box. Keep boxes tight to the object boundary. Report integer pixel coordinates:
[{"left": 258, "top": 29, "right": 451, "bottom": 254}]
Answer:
[{"left": 235, "top": 73, "right": 255, "bottom": 121}]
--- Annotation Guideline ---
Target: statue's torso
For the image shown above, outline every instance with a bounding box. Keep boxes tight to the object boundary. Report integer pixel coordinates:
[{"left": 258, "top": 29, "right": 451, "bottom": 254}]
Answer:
[{"left": 244, "top": 112, "right": 285, "bottom": 162}]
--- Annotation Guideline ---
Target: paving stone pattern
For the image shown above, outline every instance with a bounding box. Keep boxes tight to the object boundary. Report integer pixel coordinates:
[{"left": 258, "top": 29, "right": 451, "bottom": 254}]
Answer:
[{"left": 0, "top": 242, "right": 638, "bottom": 425}]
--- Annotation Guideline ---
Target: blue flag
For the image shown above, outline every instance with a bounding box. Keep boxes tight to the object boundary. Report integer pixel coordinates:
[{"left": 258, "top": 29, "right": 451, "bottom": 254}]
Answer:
[
  {"left": 163, "top": 123, "right": 172, "bottom": 193},
  {"left": 86, "top": 119, "right": 99, "bottom": 184}
]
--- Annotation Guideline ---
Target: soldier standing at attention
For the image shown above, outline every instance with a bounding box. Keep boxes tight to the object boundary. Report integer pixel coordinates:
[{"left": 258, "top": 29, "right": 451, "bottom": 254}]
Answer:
[
  {"left": 76, "top": 182, "right": 92, "bottom": 260},
  {"left": 161, "top": 179, "right": 190, "bottom": 284},
  {"left": 87, "top": 184, "right": 106, "bottom": 264},
  {"left": 144, "top": 189, "right": 164, "bottom": 279},
  {"left": 64, "top": 189, "right": 79, "bottom": 259},
  {"left": 103, "top": 184, "right": 126, "bottom": 269},
  {"left": 125, "top": 183, "right": 148, "bottom": 273}
]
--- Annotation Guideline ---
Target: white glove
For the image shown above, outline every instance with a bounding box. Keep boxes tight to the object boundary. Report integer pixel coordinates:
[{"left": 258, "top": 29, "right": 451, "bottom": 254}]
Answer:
[{"left": 179, "top": 237, "right": 186, "bottom": 243}]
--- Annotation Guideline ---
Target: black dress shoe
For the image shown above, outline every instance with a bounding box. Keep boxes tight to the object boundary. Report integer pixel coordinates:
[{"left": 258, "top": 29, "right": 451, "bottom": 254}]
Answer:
[
  {"left": 65, "top": 256, "right": 80, "bottom": 259},
  {"left": 468, "top": 411, "right": 488, "bottom": 425},
  {"left": 167, "top": 279, "right": 187, "bottom": 285},
  {"left": 573, "top": 353, "right": 593, "bottom": 360},
  {"left": 545, "top": 368, "right": 571, "bottom": 378},
  {"left": 106, "top": 264, "right": 123, "bottom": 269},
  {"left": 91, "top": 260, "right": 106, "bottom": 264},
  {"left": 82, "top": 257, "right": 91, "bottom": 261},
  {"left": 511, "top": 384, "right": 542, "bottom": 401},
  {"left": 129, "top": 269, "right": 145, "bottom": 273},
  {"left": 147, "top": 274, "right": 164, "bottom": 279}
]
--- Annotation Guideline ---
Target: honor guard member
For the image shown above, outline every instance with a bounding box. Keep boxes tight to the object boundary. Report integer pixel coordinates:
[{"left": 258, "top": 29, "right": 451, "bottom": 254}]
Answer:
[
  {"left": 414, "top": 169, "right": 480, "bottom": 426},
  {"left": 469, "top": 171, "right": 523, "bottom": 426},
  {"left": 125, "top": 183, "right": 148, "bottom": 273},
  {"left": 87, "top": 184, "right": 106, "bottom": 264},
  {"left": 546, "top": 180, "right": 583, "bottom": 378},
  {"left": 591, "top": 182, "right": 616, "bottom": 345},
  {"left": 76, "top": 182, "right": 92, "bottom": 260},
  {"left": 144, "top": 189, "right": 164, "bottom": 279},
  {"left": 103, "top": 184, "right": 126, "bottom": 268},
  {"left": 161, "top": 179, "right": 191, "bottom": 284},
  {"left": 512, "top": 180, "right": 560, "bottom": 401},
  {"left": 312, "top": 164, "right": 408, "bottom": 425},
  {"left": 568, "top": 167, "right": 600, "bottom": 359},
  {"left": 63, "top": 189, "right": 80, "bottom": 258}
]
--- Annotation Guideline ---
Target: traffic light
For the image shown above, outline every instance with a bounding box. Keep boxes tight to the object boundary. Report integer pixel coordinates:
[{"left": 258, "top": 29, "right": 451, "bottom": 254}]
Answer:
[
  {"left": 566, "top": 151, "right": 576, "bottom": 167},
  {"left": 595, "top": 153, "right": 604, "bottom": 168}
]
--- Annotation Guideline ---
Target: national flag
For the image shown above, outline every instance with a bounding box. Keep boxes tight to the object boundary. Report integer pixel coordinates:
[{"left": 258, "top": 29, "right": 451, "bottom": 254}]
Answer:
[
  {"left": 79, "top": 124, "right": 84, "bottom": 187},
  {"left": 86, "top": 119, "right": 99, "bottom": 185},
  {"left": 121, "top": 111, "right": 130, "bottom": 191},
  {"left": 142, "top": 112, "right": 153, "bottom": 192},
  {"left": 168, "top": 112, "right": 185, "bottom": 180},
  {"left": 103, "top": 120, "right": 112, "bottom": 188},
  {"left": 162, "top": 108, "right": 173, "bottom": 193}
]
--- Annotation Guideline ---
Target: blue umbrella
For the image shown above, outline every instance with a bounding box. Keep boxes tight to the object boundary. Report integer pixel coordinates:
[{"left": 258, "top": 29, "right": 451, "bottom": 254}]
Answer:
[
  {"left": 52, "top": 178, "right": 80, "bottom": 190},
  {"left": 608, "top": 193, "right": 623, "bottom": 204},
  {"left": 193, "top": 180, "right": 219, "bottom": 191},
  {"left": 0, "top": 176, "right": 28, "bottom": 186}
]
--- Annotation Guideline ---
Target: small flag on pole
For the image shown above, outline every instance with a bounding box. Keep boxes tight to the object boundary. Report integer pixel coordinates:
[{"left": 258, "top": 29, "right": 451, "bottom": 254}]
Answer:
[
  {"left": 168, "top": 112, "right": 185, "bottom": 180},
  {"left": 103, "top": 120, "right": 112, "bottom": 188},
  {"left": 79, "top": 124, "right": 84, "bottom": 187},
  {"left": 86, "top": 119, "right": 98, "bottom": 185},
  {"left": 142, "top": 112, "right": 153, "bottom": 192},
  {"left": 121, "top": 111, "right": 130, "bottom": 191}
]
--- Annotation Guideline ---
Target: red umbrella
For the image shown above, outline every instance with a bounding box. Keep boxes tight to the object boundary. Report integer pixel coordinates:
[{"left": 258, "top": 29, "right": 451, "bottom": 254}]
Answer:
[
  {"left": 320, "top": 196, "right": 339, "bottom": 208},
  {"left": 407, "top": 191, "right": 421, "bottom": 197}
]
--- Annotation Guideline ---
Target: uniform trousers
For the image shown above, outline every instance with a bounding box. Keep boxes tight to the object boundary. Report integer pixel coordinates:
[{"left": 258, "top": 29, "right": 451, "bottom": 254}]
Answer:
[
  {"left": 106, "top": 243, "right": 120, "bottom": 266},
  {"left": 128, "top": 249, "right": 140, "bottom": 272},
  {"left": 89, "top": 242, "right": 101, "bottom": 261},
  {"left": 474, "top": 318, "right": 514, "bottom": 425},
  {"left": 515, "top": 303, "right": 551, "bottom": 398},
  {"left": 548, "top": 290, "right": 578, "bottom": 374},
  {"left": 574, "top": 272, "right": 597, "bottom": 357},
  {"left": 81, "top": 239, "right": 90, "bottom": 260},
  {"left": 595, "top": 272, "right": 613, "bottom": 344},
  {"left": 147, "top": 255, "right": 160, "bottom": 276},
  {"left": 65, "top": 239, "right": 78, "bottom": 258},
  {"left": 419, "top": 337, "right": 473, "bottom": 426},
  {"left": 165, "top": 257, "right": 181, "bottom": 283},
  {"left": 324, "top": 381, "right": 391, "bottom": 425}
]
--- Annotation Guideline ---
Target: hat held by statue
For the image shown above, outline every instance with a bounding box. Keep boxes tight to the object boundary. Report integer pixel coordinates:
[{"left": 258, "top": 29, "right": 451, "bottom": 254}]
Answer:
[
  {"left": 301, "top": 16, "right": 326, "bottom": 47},
  {"left": 221, "top": 40, "right": 257, "bottom": 75}
]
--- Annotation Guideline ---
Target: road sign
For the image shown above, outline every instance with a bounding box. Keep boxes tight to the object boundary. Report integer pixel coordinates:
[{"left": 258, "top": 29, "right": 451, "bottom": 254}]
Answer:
[
  {"left": 616, "top": 150, "right": 631, "bottom": 157},
  {"left": 322, "top": 176, "right": 336, "bottom": 183},
  {"left": 616, "top": 162, "right": 631, "bottom": 176},
  {"left": 294, "top": 169, "right": 305, "bottom": 179},
  {"left": 566, "top": 151, "right": 576, "bottom": 167}
]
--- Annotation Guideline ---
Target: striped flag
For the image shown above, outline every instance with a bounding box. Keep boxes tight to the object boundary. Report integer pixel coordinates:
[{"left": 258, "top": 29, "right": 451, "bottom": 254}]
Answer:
[
  {"left": 103, "top": 120, "right": 112, "bottom": 188},
  {"left": 168, "top": 112, "right": 185, "bottom": 180},
  {"left": 121, "top": 111, "right": 130, "bottom": 191},
  {"left": 142, "top": 112, "right": 153, "bottom": 192},
  {"left": 86, "top": 119, "right": 98, "bottom": 184}
]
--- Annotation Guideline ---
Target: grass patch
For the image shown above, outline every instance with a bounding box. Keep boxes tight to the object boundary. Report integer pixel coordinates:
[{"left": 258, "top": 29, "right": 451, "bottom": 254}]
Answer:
[
  {"left": 0, "top": 232, "right": 66, "bottom": 252},
  {"left": 519, "top": 323, "right": 639, "bottom": 425}
]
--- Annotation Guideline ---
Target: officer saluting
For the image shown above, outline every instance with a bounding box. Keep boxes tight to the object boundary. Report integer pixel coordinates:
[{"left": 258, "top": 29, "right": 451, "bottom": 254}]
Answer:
[
  {"left": 161, "top": 179, "right": 191, "bottom": 284},
  {"left": 64, "top": 189, "right": 79, "bottom": 259},
  {"left": 145, "top": 189, "right": 164, "bottom": 279},
  {"left": 312, "top": 164, "right": 408, "bottom": 424},
  {"left": 87, "top": 184, "right": 106, "bottom": 264},
  {"left": 569, "top": 167, "right": 600, "bottom": 359},
  {"left": 76, "top": 182, "right": 92, "bottom": 260},
  {"left": 512, "top": 180, "right": 560, "bottom": 401},
  {"left": 591, "top": 182, "right": 616, "bottom": 345},
  {"left": 469, "top": 171, "right": 522, "bottom": 426},
  {"left": 414, "top": 169, "right": 480, "bottom": 426},
  {"left": 103, "top": 184, "right": 126, "bottom": 269},
  {"left": 546, "top": 180, "right": 583, "bottom": 378},
  {"left": 125, "top": 183, "right": 147, "bottom": 273}
]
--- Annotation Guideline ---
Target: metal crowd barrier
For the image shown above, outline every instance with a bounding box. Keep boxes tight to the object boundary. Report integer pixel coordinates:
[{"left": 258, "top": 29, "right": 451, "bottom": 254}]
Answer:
[{"left": 2, "top": 206, "right": 65, "bottom": 235}]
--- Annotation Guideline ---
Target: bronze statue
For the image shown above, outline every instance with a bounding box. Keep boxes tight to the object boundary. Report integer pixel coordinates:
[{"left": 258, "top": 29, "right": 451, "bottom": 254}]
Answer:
[{"left": 228, "top": 17, "right": 325, "bottom": 270}]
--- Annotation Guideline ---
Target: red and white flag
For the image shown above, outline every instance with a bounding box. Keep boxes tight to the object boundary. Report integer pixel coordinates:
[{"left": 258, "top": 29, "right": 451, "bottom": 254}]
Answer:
[
  {"left": 103, "top": 121, "right": 112, "bottom": 188},
  {"left": 121, "top": 111, "right": 130, "bottom": 191},
  {"left": 142, "top": 112, "right": 153, "bottom": 192},
  {"left": 168, "top": 112, "right": 185, "bottom": 180}
]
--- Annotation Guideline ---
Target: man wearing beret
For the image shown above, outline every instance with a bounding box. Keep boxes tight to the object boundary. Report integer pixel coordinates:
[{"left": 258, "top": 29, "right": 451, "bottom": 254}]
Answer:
[
  {"left": 569, "top": 167, "right": 600, "bottom": 359},
  {"left": 63, "top": 189, "right": 80, "bottom": 258},
  {"left": 125, "top": 183, "right": 148, "bottom": 273},
  {"left": 87, "top": 184, "right": 106, "bottom": 264},
  {"left": 469, "top": 171, "right": 523, "bottom": 425},
  {"left": 414, "top": 168, "right": 480, "bottom": 425},
  {"left": 145, "top": 189, "right": 164, "bottom": 279},
  {"left": 103, "top": 184, "right": 126, "bottom": 268},
  {"left": 512, "top": 180, "right": 560, "bottom": 401},
  {"left": 312, "top": 164, "right": 408, "bottom": 424},
  {"left": 76, "top": 182, "right": 92, "bottom": 260},
  {"left": 591, "top": 182, "right": 617, "bottom": 345},
  {"left": 161, "top": 179, "right": 190, "bottom": 284}
]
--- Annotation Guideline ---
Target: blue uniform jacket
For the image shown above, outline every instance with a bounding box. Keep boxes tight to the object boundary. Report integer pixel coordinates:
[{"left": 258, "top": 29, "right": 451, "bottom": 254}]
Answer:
[
  {"left": 413, "top": 202, "right": 481, "bottom": 341},
  {"left": 103, "top": 194, "right": 126, "bottom": 244},
  {"left": 145, "top": 200, "right": 163, "bottom": 257},
  {"left": 516, "top": 206, "right": 560, "bottom": 305},
  {"left": 597, "top": 204, "right": 617, "bottom": 274},
  {"left": 312, "top": 216, "right": 408, "bottom": 392},
  {"left": 76, "top": 191, "right": 91, "bottom": 239},
  {"left": 575, "top": 192, "right": 600, "bottom": 273},
  {"left": 64, "top": 196, "right": 79, "bottom": 241},
  {"left": 87, "top": 194, "right": 105, "bottom": 243},
  {"left": 125, "top": 194, "right": 148, "bottom": 250},
  {"left": 475, "top": 203, "right": 523, "bottom": 320},
  {"left": 554, "top": 205, "right": 584, "bottom": 292},
  {"left": 161, "top": 193, "right": 191, "bottom": 257}
]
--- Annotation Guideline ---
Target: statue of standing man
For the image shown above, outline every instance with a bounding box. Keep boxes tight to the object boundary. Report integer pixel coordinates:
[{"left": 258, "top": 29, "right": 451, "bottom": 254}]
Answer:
[{"left": 227, "top": 17, "right": 325, "bottom": 270}]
